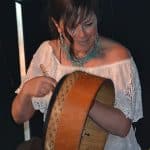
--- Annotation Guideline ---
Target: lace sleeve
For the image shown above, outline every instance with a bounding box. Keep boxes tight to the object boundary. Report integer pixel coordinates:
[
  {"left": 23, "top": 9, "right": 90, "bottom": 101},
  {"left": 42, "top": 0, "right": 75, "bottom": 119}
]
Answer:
[{"left": 113, "top": 58, "right": 143, "bottom": 122}]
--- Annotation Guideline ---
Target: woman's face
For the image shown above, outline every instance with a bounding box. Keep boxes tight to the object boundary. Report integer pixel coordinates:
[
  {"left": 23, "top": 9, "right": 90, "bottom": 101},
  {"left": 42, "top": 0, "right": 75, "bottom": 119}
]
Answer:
[
  {"left": 67, "top": 14, "right": 98, "bottom": 53},
  {"left": 57, "top": 13, "right": 98, "bottom": 54}
]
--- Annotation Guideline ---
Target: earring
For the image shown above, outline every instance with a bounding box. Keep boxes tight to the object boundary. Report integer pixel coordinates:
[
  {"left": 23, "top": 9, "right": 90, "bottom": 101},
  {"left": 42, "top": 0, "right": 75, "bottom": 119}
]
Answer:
[
  {"left": 95, "top": 33, "right": 99, "bottom": 43},
  {"left": 59, "top": 32, "right": 64, "bottom": 45},
  {"left": 59, "top": 32, "right": 69, "bottom": 54}
]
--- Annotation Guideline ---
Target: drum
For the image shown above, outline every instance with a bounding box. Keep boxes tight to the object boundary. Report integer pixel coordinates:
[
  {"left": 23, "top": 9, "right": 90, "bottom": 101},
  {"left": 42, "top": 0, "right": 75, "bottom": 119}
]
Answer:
[{"left": 43, "top": 71, "right": 115, "bottom": 150}]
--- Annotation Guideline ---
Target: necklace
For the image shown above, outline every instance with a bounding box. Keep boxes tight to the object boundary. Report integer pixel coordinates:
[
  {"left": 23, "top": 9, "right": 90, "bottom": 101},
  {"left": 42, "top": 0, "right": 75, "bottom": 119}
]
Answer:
[{"left": 60, "top": 38, "right": 101, "bottom": 66}]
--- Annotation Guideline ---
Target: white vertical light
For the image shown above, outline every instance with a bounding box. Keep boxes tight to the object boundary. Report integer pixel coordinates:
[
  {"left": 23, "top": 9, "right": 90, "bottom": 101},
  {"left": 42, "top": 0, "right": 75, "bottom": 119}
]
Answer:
[{"left": 15, "top": 2, "right": 31, "bottom": 141}]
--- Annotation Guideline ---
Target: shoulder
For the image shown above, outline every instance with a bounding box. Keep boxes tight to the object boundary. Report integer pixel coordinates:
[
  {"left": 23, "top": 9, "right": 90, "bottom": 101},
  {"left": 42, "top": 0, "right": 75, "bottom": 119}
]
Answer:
[
  {"left": 31, "top": 40, "right": 54, "bottom": 62},
  {"left": 34, "top": 40, "right": 57, "bottom": 55},
  {"left": 100, "top": 36, "right": 131, "bottom": 63},
  {"left": 38, "top": 40, "right": 53, "bottom": 50}
]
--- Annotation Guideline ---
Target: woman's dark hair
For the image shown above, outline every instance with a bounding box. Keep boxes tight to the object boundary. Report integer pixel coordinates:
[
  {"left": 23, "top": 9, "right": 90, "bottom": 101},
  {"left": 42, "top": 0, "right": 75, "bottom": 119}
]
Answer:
[{"left": 47, "top": 0, "right": 101, "bottom": 39}]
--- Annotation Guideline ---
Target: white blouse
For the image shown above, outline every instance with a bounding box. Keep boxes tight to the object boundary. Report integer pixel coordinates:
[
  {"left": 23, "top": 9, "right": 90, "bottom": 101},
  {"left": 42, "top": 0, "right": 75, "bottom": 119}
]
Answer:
[{"left": 17, "top": 41, "right": 143, "bottom": 150}]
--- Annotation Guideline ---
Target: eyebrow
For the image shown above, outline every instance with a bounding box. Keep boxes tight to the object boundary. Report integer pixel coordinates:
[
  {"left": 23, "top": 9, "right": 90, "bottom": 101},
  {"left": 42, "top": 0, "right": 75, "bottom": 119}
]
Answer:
[{"left": 82, "top": 15, "right": 95, "bottom": 23}]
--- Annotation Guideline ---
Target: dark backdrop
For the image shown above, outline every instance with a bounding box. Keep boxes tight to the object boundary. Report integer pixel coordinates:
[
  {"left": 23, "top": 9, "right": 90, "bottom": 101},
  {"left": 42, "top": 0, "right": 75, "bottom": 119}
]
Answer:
[{"left": 1, "top": 0, "right": 150, "bottom": 149}]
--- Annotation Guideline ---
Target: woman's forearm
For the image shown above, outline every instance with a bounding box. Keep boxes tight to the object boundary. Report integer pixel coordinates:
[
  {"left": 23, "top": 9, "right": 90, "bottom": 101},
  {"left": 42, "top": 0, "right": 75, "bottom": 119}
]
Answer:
[
  {"left": 11, "top": 90, "right": 35, "bottom": 124},
  {"left": 89, "top": 100, "right": 131, "bottom": 137}
]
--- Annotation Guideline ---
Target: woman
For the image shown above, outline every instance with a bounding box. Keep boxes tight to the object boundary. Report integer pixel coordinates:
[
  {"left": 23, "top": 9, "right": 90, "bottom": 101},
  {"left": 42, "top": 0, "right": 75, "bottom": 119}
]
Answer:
[{"left": 11, "top": 0, "right": 143, "bottom": 149}]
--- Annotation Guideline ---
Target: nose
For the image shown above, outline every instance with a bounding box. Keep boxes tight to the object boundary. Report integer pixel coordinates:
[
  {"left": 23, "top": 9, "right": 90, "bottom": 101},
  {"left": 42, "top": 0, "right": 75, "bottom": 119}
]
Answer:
[{"left": 74, "top": 25, "right": 86, "bottom": 38}]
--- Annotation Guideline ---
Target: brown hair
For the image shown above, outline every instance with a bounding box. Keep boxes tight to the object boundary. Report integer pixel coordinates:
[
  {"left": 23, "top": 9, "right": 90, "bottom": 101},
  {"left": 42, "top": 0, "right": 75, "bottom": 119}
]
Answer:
[{"left": 47, "top": 0, "right": 101, "bottom": 39}]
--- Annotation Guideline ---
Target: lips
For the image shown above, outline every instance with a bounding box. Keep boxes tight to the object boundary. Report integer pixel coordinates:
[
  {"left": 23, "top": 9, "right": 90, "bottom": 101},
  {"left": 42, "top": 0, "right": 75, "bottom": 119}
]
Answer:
[{"left": 75, "top": 39, "right": 89, "bottom": 45}]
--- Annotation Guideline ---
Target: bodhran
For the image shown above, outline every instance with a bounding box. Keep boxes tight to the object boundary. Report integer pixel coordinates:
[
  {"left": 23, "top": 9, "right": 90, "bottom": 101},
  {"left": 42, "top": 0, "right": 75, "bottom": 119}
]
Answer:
[{"left": 43, "top": 71, "right": 115, "bottom": 150}]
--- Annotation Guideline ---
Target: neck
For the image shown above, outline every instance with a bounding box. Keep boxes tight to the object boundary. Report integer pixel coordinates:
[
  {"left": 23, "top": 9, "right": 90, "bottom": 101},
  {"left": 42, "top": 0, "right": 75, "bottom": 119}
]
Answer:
[
  {"left": 73, "top": 50, "right": 90, "bottom": 59},
  {"left": 60, "top": 38, "right": 101, "bottom": 66}
]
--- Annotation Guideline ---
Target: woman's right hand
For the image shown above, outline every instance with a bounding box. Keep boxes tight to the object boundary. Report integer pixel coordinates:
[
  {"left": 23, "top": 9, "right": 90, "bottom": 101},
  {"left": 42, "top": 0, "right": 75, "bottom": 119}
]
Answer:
[{"left": 21, "top": 76, "right": 57, "bottom": 98}]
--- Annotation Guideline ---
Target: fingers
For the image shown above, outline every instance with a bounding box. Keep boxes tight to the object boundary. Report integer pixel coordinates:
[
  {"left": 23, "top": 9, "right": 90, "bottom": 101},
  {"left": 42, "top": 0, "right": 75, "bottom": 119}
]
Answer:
[
  {"left": 39, "top": 87, "right": 50, "bottom": 97},
  {"left": 43, "top": 82, "right": 55, "bottom": 92},
  {"left": 24, "top": 64, "right": 57, "bottom": 97},
  {"left": 47, "top": 76, "right": 57, "bottom": 86},
  {"left": 38, "top": 76, "right": 56, "bottom": 97},
  {"left": 38, "top": 82, "right": 54, "bottom": 97}
]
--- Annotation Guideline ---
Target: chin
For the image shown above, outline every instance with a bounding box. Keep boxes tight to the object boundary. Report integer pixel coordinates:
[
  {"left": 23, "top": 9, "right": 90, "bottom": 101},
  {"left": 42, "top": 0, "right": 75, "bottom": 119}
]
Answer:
[
  {"left": 73, "top": 42, "right": 93, "bottom": 52},
  {"left": 73, "top": 46, "right": 89, "bottom": 52}
]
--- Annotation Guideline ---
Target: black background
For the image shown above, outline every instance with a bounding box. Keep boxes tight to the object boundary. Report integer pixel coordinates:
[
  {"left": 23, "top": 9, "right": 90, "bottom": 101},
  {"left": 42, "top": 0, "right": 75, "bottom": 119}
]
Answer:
[{"left": 0, "top": 0, "right": 150, "bottom": 149}]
